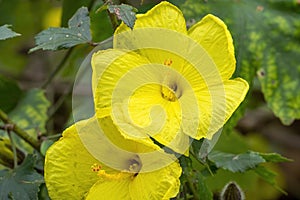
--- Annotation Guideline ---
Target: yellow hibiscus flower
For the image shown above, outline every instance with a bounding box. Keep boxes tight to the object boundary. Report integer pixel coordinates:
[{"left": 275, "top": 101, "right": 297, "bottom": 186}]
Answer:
[
  {"left": 45, "top": 116, "right": 181, "bottom": 200},
  {"left": 92, "top": 1, "right": 249, "bottom": 154}
]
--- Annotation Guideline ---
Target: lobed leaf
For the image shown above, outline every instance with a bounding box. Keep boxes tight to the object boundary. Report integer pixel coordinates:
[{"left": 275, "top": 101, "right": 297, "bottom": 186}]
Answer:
[
  {"left": 30, "top": 7, "right": 91, "bottom": 52},
  {"left": 254, "top": 165, "right": 287, "bottom": 194},
  {"left": 208, "top": 151, "right": 265, "bottom": 173},
  {"left": 108, "top": 4, "right": 137, "bottom": 29},
  {"left": 259, "top": 152, "right": 292, "bottom": 163},
  {"left": 0, "top": 154, "right": 44, "bottom": 200},
  {"left": 0, "top": 24, "right": 21, "bottom": 40}
]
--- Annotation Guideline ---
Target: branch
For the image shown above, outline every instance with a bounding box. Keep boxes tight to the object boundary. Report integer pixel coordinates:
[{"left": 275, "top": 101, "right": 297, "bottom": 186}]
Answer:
[{"left": 0, "top": 109, "right": 40, "bottom": 151}]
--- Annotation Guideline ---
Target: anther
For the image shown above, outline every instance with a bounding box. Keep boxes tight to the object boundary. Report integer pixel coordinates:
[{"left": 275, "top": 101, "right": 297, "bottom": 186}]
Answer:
[
  {"left": 164, "top": 59, "right": 173, "bottom": 66},
  {"left": 91, "top": 163, "right": 102, "bottom": 172}
]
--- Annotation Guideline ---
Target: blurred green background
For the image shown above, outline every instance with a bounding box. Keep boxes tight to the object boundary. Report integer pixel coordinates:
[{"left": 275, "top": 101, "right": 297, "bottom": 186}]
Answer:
[{"left": 0, "top": 0, "right": 300, "bottom": 199}]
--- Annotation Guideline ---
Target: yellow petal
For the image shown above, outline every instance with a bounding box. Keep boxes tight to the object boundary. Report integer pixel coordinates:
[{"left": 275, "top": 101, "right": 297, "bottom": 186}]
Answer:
[
  {"left": 45, "top": 120, "right": 100, "bottom": 200},
  {"left": 92, "top": 48, "right": 192, "bottom": 153},
  {"left": 114, "top": 2, "right": 188, "bottom": 67},
  {"left": 188, "top": 14, "right": 236, "bottom": 80},
  {"left": 223, "top": 78, "right": 249, "bottom": 123},
  {"left": 79, "top": 116, "right": 178, "bottom": 172},
  {"left": 197, "top": 78, "right": 249, "bottom": 139},
  {"left": 91, "top": 49, "right": 150, "bottom": 117},
  {"left": 75, "top": 116, "right": 156, "bottom": 172},
  {"left": 98, "top": 116, "right": 157, "bottom": 153},
  {"left": 130, "top": 161, "right": 182, "bottom": 200},
  {"left": 86, "top": 179, "right": 131, "bottom": 200},
  {"left": 125, "top": 83, "right": 191, "bottom": 154},
  {"left": 91, "top": 49, "right": 126, "bottom": 94},
  {"left": 86, "top": 160, "right": 181, "bottom": 200},
  {"left": 114, "top": 1, "right": 187, "bottom": 37}
]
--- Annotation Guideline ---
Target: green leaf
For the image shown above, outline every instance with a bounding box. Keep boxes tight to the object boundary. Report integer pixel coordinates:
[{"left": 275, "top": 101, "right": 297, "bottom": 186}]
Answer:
[
  {"left": 9, "top": 89, "right": 50, "bottom": 134},
  {"left": 208, "top": 151, "right": 265, "bottom": 173},
  {"left": 8, "top": 89, "right": 50, "bottom": 152},
  {"left": 108, "top": 4, "right": 137, "bottom": 29},
  {"left": 61, "top": 0, "right": 93, "bottom": 27},
  {"left": 40, "top": 140, "right": 54, "bottom": 156},
  {"left": 0, "top": 24, "right": 21, "bottom": 40},
  {"left": 180, "top": 0, "right": 300, "bottom": 125},
  {"left": 30, "top": 7, "right": 91, "bottom": 52},
  {"left": 259, "top": 152, "right": 292, "bottom": 163},
  {"left": 254, "top": 165, "right": 287, "bottom": 194},
  {"left": 0, "top": 154, "right": 44, "bottom": 200},
  {"left": 0, "top": 75, "right": 22, "bottom": 113}
]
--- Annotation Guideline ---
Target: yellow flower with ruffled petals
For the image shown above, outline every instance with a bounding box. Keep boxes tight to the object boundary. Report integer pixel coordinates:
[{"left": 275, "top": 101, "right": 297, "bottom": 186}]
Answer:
[
  {"left": 45, "top": 116, "right": 181, "bottom": 200},
  {"left": 92, "top": 1, "right": 249, "bottom": 154}
]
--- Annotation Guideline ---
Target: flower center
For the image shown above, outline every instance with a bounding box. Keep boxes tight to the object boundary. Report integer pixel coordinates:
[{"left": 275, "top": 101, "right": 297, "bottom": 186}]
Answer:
[
  {"left": 161, "top": 58, "right": 182, "bottom": 102},
  {"left": 161, "top": 80, "right": 182, "bottom": 102},
  {"left": 91, "top": 155, "right": 142, "bottom": 180},
  {"left": 127, "top": 155, "right": 142, "bottom": 177},
  {"left": 161, "top": 85, "right": 177, "bottom": 102}
]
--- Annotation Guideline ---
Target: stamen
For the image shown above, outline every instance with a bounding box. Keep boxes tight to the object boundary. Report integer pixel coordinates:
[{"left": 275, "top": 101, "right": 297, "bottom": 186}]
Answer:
[
  {"left": 161, "top": 58, "right": 182, "bottom": 101},
  {"left": 164, "top": 59, "right": 173, "bottom": 66},
  {"left": 93, "top": 156, "right": 143, "bottom": 181},
  {"left": 91, "top": 163, "right": 102, "bottom": 172},
  {"left": 97, "top": 170, "right": 130, "bottom": 180},
  {"left": 161, "top": 86, "right": 177, "bottom": 102}
]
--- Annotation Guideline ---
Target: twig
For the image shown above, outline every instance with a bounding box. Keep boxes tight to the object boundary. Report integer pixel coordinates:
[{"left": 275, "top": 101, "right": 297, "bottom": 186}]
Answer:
[
  {"left": 47, "top": 81, "right": 74, "bottom": 120},
  {"left": 41, "top": 48, "right": 74, "bottom": 89},
  {"left": 0, "top": 109, "right": 40, "bottom": 151}
]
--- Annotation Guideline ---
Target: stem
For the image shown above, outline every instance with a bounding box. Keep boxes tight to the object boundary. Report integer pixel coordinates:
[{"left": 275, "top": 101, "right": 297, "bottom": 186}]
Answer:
[
  {"left": 185, "top": 175, "right": 200, "bottom": 200},
  {"left": 0, "top": 109, "right": 40, "bottom": 151},
  {"left": 103, "top": 0, "right": 120, "bottom": 31},
  {"left": 41, "top": 48, "right": 74, "bottom": 89},
  {"left": 47, "top": 61, "right": 87, "bottom": 120},
  {"left": 7, "top": 130, "right": 17, "bottom": 168},
  {"left": 180, "top": 157, "right": 200, "bottom": 200},
  {"left": 107, "top": 10, "right": 119, "bottom": 31},
  {"left": 189, "top": 151, "right": 214, "bottom": 177},
  {"left": 179, "top": 157, "right": 200, "bottom": 199}
]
